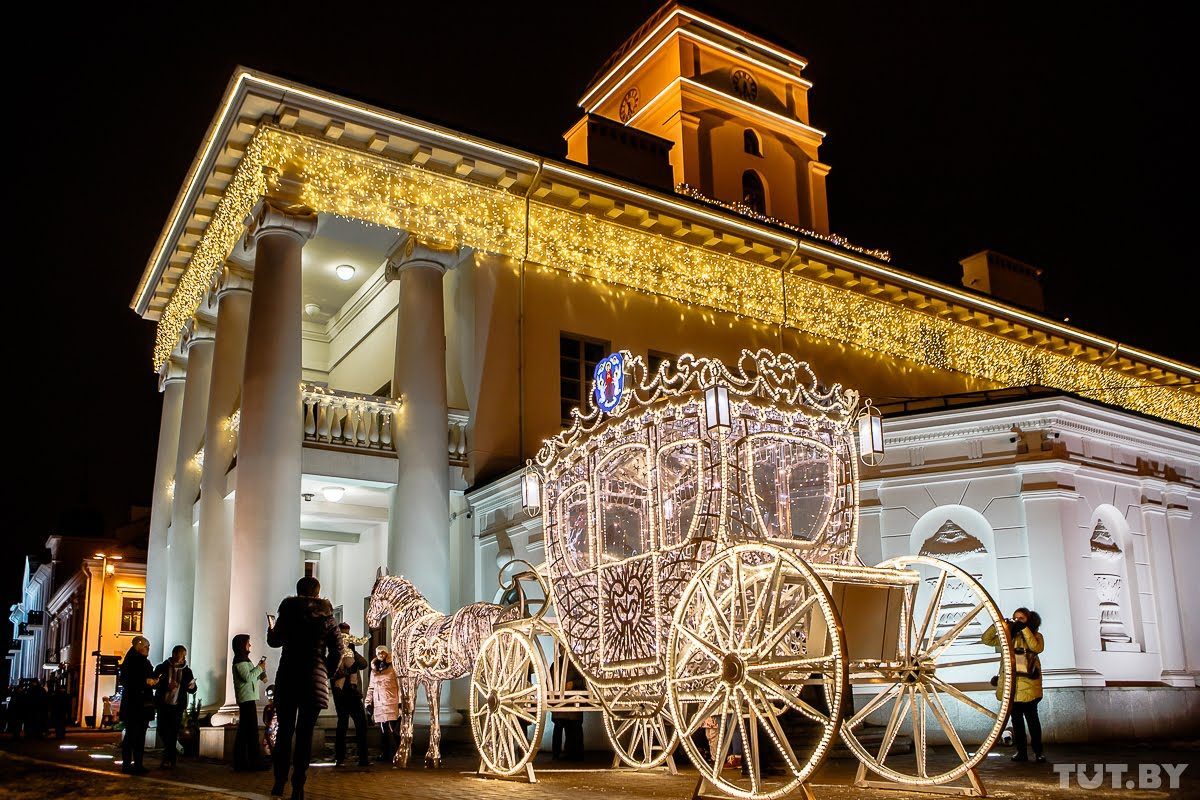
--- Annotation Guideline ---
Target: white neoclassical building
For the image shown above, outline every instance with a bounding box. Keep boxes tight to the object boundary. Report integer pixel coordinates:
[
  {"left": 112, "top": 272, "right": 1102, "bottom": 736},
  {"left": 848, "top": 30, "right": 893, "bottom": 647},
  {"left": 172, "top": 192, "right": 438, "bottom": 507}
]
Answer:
[{"left": 132, "top": 3, "right": 1198, "bottom": 739}]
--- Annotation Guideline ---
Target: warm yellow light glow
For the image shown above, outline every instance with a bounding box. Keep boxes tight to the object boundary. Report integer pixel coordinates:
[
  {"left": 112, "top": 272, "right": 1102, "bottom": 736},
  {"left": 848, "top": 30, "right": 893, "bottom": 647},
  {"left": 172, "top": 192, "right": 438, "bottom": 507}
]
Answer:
[{"left": 150, "top": 125, "right": 1198, "bottom": 428}]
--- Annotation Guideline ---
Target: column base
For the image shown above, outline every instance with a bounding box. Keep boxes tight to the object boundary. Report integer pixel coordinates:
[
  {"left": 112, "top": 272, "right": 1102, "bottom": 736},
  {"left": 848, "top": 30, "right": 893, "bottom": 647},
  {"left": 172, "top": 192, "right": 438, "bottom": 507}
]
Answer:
[
  {"left": 210, "top": 703, "right": 248, "bottom": 727},
  {"left": 1159, "top": 670, "right": 1200, "bottom": 688},
  {"left": 1041, "top": 667, "right": 1107, "bottom": 688}
]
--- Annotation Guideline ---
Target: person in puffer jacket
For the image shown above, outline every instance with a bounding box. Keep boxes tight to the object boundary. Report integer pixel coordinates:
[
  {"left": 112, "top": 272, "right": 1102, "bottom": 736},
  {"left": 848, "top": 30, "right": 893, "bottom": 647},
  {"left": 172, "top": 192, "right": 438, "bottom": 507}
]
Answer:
[
  {"left": 266, "top": 576, "right": 347, "bottom": 800},
  {"left": 982, "top": 607, "right": 1045, "bottom": 763},
  {"left": 365, "top": 646, "right": 401, "bottom": 763}
]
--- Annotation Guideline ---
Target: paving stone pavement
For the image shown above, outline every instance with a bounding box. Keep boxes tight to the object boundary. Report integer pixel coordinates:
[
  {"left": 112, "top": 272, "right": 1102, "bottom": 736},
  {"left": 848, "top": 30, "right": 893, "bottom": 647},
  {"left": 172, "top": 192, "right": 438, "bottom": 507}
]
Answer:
[{"left": 1, "top": 731, "right": 1196, "bottom": 800}]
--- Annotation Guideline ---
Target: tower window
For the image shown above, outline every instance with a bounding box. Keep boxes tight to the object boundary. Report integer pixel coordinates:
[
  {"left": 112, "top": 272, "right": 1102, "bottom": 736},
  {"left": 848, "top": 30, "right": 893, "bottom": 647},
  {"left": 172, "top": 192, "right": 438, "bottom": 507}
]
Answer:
[
  {"left": 744, "top": 129, "right": 762, "bottom": 157},
  {"left": 742, "top": 170, "right": 766, "bottom": 215}
]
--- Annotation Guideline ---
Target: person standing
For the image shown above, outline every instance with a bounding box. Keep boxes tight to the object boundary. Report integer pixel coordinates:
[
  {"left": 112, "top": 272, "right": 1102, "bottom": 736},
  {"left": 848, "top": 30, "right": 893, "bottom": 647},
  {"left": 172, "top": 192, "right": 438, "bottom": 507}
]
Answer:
[
  {"left": 231, "top": 634, "right": 269, "bottom": 771},
  {"left": 365, "top": 645, "right": 400, "bottom": 763},
  {"left": 118, "top": 636, "right": 159, "bottom": 775},
  {"left": 983, "top": 607, "right": 1045, "bottom": 763},
  {"left": 101, "top": 695, "right": 114, "bottom": 729},
  {"left": 328, "top": 623, "right": 369, "bottom": 767},
  {"left": 153, "top": 645, "right": 197, "bottom": 767},
  {"left": 267, "top": 576, "right": 347, "bottom": 800}
]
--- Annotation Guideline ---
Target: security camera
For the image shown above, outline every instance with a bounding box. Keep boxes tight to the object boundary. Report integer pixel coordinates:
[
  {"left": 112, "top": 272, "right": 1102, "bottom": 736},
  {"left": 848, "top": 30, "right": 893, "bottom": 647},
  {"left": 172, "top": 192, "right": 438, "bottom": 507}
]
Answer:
[{"left": 302, "top": 493, "right": 315, "bottom": 502}]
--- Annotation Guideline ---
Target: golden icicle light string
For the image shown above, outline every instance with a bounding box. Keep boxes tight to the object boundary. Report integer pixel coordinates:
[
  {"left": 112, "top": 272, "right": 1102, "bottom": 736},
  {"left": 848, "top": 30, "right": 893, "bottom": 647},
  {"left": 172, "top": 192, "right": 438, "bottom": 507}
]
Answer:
[{"left": 152, "top": 125, "right": 1198, "bottom": 428}]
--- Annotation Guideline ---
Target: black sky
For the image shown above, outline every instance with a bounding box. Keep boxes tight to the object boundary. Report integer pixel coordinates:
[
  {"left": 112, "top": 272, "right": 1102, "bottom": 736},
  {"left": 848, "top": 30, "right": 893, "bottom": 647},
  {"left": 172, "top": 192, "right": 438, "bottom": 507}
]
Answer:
[{"left": 8, "top": 2, "right": 1193, "bottom": 597}]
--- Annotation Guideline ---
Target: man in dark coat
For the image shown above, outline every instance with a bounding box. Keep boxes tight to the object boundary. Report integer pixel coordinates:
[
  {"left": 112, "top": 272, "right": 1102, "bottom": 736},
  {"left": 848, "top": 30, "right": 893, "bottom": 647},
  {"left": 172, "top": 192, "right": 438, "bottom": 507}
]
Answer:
[
  {"left": 119, "top": 636, "right": 159, "bottom": 774},
  {"left": 328, "top": 623, "right": 369, "bottom": 767},
  {"left": 267, "top": 576, "right": 346, "bottom": 800},
  {"left": 153, "top": 645, "right": 197, "bottom": 767}
]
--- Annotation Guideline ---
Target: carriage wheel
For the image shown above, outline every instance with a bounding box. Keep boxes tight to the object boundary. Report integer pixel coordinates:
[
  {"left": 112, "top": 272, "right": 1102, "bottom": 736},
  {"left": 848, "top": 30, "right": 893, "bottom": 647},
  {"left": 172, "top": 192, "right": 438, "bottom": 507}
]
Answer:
[
  {"left": 470, "top": 627, "right": 547, "bottom": 777},
  {"left": 666, "top": 543, "right": 847, "bottom": 800},
  {"left": 841, "top": 555, "right": 1014, "bottom": 787},
  {"left": 600, "top": 690, "right": 679, "bottom": 769}
]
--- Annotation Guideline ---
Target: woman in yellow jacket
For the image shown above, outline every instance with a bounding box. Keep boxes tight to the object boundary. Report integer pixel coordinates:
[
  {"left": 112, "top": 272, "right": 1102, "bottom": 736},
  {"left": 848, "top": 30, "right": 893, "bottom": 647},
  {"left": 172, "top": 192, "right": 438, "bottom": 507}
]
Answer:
[{"left": 982, "top": 607, "right": 1045, "bottom": 763}]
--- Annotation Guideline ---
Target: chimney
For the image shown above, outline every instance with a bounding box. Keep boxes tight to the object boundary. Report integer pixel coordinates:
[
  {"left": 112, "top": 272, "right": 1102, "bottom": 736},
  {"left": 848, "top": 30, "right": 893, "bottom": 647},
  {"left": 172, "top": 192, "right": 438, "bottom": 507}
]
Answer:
[{"left": 959, "top": 250, "right": 1045, "bottom": 312}]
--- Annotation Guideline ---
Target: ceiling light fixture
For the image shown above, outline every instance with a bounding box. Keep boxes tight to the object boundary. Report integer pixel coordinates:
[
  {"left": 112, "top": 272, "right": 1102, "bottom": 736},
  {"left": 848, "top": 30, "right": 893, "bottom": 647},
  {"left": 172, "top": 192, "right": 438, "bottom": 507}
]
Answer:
[
  {"left": 335, "top": 264, "right": 356, "bottom": 281},
  {"left": 304, "top": 303, "right": 321, "bottom": 317},
  {"left": 321, "top": 486, "right": 346, "bottom": 503}
]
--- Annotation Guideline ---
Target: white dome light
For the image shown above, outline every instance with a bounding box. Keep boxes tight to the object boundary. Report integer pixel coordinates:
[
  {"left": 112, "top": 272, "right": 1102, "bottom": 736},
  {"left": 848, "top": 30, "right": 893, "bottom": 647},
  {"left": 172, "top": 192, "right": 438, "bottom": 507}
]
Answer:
[
  {"left": 321, "top": 486, "right": 346, "bottom": 503},
  {"left": 335, "top": 264, "right": 356, "bottom": 281},
  {"left": 304, "top": 303, "right": 321, "bottom": 317}
]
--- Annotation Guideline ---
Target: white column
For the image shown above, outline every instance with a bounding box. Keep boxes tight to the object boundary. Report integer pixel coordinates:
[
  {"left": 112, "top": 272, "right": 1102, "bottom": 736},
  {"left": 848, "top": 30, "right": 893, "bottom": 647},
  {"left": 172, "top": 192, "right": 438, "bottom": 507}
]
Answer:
[
  {"left": 386, "top": 236, "right": 464, "bottom": 728},
  {"left": 385, "top": 237, "right": 463, "bottom": 615},
  {"left": 228, "top": 198, "right": 316, "bottom": 664},
  {"left": 191, "top": 265, "right": 253, "bottom": 716},
  {"left": 144, "top": 358, "right": 186, "bottom": 665},
  {"left": 163, "top": 315, "right": 216, "bottom": 656}
]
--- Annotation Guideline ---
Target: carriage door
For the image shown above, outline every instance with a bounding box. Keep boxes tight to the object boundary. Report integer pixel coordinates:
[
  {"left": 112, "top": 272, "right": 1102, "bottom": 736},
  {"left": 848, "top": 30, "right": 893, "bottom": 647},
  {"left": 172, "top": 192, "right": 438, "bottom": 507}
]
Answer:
[{"left": 595, "top": 442, "right": 657, "bottom": 671}]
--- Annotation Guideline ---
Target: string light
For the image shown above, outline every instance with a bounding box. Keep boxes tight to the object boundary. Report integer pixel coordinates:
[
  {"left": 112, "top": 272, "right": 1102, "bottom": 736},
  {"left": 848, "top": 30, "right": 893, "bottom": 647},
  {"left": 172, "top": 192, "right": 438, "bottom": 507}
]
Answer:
[
  {"left": 676, "top": 183, "right": 892, "bottom": 262},
  {"left": 149, "top": 125, "right": 1197, "bottom": 428}
]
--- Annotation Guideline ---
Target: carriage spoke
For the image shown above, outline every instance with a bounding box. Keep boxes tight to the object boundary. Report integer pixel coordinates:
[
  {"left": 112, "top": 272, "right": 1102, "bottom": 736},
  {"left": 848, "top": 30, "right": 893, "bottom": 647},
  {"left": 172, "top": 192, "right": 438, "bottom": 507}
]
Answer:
[
  {"left": 731, "top": 555, "right": 749, "bottom": 644},
  {"left": 712, "top": 700, "right": 736, "bottom": 771},
  {"left": 912, "top": 684, "right": 927, "bottom": 779},
  {"left": 614, "top": 716, "right": 637, "bottom": 739},
  {"left": 927, "top": 601, "right": 987, "bottom": 656},
  {"left": 845, "top": 682, "right": 901, "bottom": 730},
  {"left": 923, "top": 683, "right": 971, "bottom": 764},
  {"left": 739, "top": 558, "right": 780, "bottom": 649},
  {"left": 929, "top": 675, "right": 996, "bottom": 719},
  {"left": 677, "top": 621, "right": 724, "bottom": 662},
  {"left": 681, "top": 685, "right": 728, "bottom": 736},
  {"left": 933, "top": 655, "right": 1003, "bottom": 670},
  {"left": 746, "top": 654, "right": 834, "bottom": 675},
  {"left": 696, "top": 578, "right": 733, "bottom": 649},
  {"left": 877, "top": 685, "right": 913, "bottom": 767},
  {"left": 916, "top": 571, "right": 948, "bottom": 653},
  {"left": 904, "top": 584, "right": 917, "bottom": 660},
  {"left": 500, "top": 684, "right": 539, "bottom": 703},
  {"left": 755, "top": 593, "right": 817, "bottom": 657},
  {"left": 734, "top": 687, "right": 760, "bottom": 794},
  {"left": 747, "top": 681, "right": 803, "bottom": 776},
  {"left": 746, "top": 673, "right": 828, "bottom": 725}
]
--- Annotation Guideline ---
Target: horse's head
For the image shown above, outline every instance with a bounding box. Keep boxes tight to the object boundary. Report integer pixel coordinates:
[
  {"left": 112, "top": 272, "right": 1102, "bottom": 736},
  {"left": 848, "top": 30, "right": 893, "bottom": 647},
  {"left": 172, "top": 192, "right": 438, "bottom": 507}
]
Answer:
[{"left": 366, "top": 566, "right": 393, "bottom": 629}]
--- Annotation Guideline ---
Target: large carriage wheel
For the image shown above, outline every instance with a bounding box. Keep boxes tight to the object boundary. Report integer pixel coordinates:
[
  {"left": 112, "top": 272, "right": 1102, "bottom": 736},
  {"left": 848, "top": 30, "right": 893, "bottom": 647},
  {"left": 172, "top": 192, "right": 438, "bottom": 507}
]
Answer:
[
  {"left": 666, "top": 543, "right": 847, "bottom": 800},
  {"left": 841, "top": 555, "right": 1014, "bottom": 789},
  {"left": 470, "top": 627, "right": 547, "bottom": 777},
  {"left": 599, "top": 689, "right": 679, "bottom": 769}
]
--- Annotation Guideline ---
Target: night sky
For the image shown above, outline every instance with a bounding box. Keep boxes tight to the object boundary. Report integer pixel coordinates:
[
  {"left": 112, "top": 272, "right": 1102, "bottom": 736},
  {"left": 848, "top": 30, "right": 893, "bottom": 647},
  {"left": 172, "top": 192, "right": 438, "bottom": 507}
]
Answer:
[{"left": 9, "top": 3, "right": 1192, "bottom": 597}]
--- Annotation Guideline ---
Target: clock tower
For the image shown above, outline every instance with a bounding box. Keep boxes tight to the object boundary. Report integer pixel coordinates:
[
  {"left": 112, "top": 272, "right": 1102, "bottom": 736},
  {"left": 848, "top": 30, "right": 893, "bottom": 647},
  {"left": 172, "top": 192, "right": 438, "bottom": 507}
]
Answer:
[{"left": 565, "top": 3, "right": 831, "bottom": 233}]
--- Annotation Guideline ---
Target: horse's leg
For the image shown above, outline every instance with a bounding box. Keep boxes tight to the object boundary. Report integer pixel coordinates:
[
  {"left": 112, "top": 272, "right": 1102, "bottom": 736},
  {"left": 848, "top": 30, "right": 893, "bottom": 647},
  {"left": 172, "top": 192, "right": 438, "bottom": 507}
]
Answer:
[
  {"left": 424, "top": 679, "right": 443, "bottom": 768},
  {"left": 396, "top": 676, "right": 416, "bottom": 768}
]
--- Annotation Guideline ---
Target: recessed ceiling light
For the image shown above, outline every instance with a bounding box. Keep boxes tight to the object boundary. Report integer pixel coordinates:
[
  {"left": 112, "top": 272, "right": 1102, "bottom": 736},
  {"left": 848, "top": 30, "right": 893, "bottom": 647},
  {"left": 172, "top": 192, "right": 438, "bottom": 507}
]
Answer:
[
  {"left": 335, "top": 264, "right": 356, "bottom": 281},
  {"left": 321, "top": 486, "right": 346, "bottom": 503},
  {"left": 304, "top": 303, "right": 321, "bottom": 317}
]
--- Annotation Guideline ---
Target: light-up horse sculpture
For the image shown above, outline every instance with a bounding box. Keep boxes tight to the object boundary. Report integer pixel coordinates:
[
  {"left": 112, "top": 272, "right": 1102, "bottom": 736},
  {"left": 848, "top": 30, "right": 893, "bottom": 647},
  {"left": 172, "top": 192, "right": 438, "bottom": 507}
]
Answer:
[{"left": 365, "top": 567, "right": 518, "bottom": 767}]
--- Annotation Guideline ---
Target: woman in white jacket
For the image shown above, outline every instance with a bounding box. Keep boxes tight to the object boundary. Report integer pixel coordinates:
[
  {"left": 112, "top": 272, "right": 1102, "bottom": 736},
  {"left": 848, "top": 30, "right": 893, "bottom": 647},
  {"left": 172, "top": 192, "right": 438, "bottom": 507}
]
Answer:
[{"left": 365, "top": 646, "right": 401, "bottom": 763}]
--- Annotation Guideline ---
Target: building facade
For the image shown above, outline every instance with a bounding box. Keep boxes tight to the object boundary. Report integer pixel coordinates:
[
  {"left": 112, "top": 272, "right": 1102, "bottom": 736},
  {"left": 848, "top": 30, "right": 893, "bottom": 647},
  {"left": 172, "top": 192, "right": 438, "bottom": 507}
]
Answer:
[{"left": 131, "top": 4, "right": 1198, "bottom": 736}]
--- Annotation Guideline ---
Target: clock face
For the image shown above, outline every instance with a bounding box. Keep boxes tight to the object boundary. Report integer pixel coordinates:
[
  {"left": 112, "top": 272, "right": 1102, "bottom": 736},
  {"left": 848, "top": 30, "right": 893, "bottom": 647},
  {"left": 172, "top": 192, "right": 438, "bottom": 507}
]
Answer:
[
  {"left": 619, "top": 87, "right": 640, "bottom": 122},
  {"left": 730, "top": 69, "right": 758, "bottom": 102}
]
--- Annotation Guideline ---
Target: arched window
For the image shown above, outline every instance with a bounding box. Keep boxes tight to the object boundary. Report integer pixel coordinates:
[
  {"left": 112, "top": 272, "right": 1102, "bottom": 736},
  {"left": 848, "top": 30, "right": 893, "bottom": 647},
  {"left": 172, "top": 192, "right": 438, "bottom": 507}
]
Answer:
[
  {"left": 742, "top": 170, "right": 766, "bottom": 214},
  {"left": 743, "top": 129, "right": 762, "bottom": 156}
]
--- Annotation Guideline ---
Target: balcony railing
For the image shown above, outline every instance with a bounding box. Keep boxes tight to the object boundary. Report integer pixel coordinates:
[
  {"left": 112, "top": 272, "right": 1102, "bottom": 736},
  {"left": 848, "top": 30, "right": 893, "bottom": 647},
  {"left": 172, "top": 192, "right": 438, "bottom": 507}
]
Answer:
[{"left": 303, "top": 384, "right": 401, "bottom": 452}]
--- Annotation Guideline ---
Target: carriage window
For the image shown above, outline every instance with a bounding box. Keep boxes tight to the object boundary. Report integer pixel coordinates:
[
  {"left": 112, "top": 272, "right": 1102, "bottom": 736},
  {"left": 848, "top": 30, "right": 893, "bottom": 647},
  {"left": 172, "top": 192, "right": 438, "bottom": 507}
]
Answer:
[
  {"left": 597, "top": 446, "right": 651, "bottom": 561},
  {"left": 741, "top": 435, "right": 835, "bottom": 543},
  {"left": 559, "top": 482, "right": 592, "bottom": 572},
  {"left": 658, "top": 441, "right": 703, "bottom": 548}
]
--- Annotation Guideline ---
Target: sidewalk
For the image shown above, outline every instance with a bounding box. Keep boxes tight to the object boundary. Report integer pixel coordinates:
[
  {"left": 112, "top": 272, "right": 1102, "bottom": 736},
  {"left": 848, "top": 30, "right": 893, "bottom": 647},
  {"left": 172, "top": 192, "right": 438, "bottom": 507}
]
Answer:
[{"left": 1, "top": 730, "right": 1195, "bottom": 799}]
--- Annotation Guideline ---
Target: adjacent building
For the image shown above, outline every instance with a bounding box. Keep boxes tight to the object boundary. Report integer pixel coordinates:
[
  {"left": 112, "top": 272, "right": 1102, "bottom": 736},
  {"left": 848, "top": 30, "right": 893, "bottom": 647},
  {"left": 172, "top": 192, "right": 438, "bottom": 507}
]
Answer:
[{"left": 130, "top": 3, "right": 1198, "bottom": 738}]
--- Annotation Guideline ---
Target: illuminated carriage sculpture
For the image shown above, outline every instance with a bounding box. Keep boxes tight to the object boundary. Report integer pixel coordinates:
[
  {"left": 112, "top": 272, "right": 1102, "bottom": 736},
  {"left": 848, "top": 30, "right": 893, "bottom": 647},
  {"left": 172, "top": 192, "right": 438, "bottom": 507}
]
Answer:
[{"left": 470, "top": 350, "right": 1015, "bottom": 799}]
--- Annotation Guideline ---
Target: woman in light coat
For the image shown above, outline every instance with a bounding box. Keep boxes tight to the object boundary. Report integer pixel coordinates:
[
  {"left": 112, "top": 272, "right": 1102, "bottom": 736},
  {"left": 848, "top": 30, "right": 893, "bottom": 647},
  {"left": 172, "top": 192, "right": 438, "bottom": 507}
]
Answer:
[
  {"left": 982, "top": 607, "right": 1045, "bottom": 763},
  {"left": 365, "top": 646, "right": 401, "bottom": 763}
]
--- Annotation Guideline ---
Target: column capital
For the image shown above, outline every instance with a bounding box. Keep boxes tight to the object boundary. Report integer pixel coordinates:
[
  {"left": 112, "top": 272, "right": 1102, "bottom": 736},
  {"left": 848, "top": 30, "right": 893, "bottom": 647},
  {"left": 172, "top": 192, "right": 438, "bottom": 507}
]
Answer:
[
  {"left": 158, "top": 357, "right": 187, "bottom": 391},
  {"left": 245, "top": 196, "right": 318, "bottom": 247},
  {"left": 213, "top": 262, "right": 254, "bottom": 299},
  {"left": 180, "top": 316, "right": 217, "bottom": 353},
  {"left": 384, "top": 234, "right": 466, "bottom": 281}
]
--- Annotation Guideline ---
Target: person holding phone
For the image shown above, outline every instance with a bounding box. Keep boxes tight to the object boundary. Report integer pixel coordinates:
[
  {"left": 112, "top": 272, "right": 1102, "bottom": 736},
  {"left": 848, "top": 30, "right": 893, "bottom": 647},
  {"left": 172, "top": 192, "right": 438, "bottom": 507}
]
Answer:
[{"left": 231, "top": 634, "right": 269, "bottom": 771}]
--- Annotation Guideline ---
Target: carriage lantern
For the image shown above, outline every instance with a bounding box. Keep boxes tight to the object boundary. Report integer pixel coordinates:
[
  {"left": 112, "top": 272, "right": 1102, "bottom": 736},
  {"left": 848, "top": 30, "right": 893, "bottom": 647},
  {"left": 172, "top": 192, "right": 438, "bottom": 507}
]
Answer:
[
  {"left": 520, "top": 462, "right": 541, "bottom": 514},
  {"left": 703, "top": 383, "right": 731, "bottom": 431},
  {"left": 857, "top": 398, "right": 884, "bottom": 466}
]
